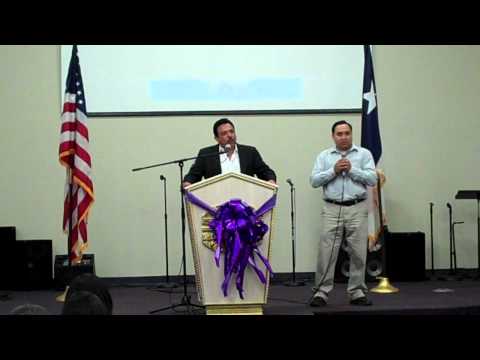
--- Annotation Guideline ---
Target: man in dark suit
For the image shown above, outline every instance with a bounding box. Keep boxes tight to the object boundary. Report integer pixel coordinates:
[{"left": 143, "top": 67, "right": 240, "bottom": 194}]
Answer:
[{"left": 183, "top": 118, "right": 276, "bottom": 187}]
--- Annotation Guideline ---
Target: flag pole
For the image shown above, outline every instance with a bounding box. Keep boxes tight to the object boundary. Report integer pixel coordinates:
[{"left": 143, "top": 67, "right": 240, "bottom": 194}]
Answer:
[{"left": 56, "top": 169, "right": 73, "bottom": 303}]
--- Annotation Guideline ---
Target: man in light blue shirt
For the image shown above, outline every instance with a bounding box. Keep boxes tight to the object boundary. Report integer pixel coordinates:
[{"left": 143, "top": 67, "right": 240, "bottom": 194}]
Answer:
[{"left": 309, "top": 120, "right": 377, "bottom": 307}]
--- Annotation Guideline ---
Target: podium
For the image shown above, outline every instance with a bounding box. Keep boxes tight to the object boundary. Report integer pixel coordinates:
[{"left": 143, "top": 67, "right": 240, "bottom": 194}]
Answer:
[
  {"left": 185, "top": 173, "right": 278, "bottom": 315},
  {"left": 455, "top": 190, "right": 480, "bottom": 278}
]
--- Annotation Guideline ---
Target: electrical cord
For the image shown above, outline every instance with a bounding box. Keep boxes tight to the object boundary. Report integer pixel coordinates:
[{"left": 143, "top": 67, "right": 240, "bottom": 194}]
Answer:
[{"left": 308, "top": 173, "right": 346, "bottom": 305}]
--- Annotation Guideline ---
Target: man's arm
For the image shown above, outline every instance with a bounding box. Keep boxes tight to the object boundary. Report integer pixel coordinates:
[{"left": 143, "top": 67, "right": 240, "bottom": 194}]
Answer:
[
  {"left": 347, "top": 150, "right": 377, "bottom": 186},
  {"left": 310, "top": 153, "right": 337, "bottom": 188},
  {"left": 252, "top": 148, "right": 276, "bottom": 182},
  {"left": 183, "top": 150, "right": 205, "bottom": 185}
]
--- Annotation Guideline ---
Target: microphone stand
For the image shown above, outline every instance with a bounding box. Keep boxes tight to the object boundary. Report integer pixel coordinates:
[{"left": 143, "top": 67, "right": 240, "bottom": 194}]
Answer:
[
  {"left": 153, "top": 175, "right": 178, "bottom": 289},
  {"left": 284, "top": 179, "right": 304, "bottom": 287},
  {"left": 132, "top": 151, "right": 225, "bottom": 314},
  {"left": 439, "top": 203, "right": 461, "bottom": 281},
  {"left": 452, "top": 221, "right": 465, "bottom": 280},
  {"left": 428, "top": 202, "right": 438, "bottom": 280}
]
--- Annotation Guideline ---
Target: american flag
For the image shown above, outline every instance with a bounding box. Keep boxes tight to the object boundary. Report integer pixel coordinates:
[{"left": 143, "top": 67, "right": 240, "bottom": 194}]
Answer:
[
  {"left": 360, "top": 45, "right": 387, "bottom": 253},
  {"left": 59, "top": 45, "right": 94, "bottom": 263}
]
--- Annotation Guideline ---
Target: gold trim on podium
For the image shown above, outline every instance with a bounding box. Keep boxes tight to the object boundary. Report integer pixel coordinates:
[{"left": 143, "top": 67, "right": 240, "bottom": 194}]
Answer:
[
  {"left": 206, "top": 304, "right": 263, "bottom": 315},
  {"left": 185, "top": 172, "right": 278, "bottom": 192}
]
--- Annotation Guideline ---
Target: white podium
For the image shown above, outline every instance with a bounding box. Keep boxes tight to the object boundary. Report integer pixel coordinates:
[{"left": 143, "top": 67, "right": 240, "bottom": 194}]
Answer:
[{"left": 185, "top": 173, "right": 278, "bottom": 315}]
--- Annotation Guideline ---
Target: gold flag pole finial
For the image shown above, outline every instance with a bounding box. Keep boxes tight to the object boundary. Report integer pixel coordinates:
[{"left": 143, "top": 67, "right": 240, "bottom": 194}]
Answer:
[
  {"left": 56, "top": 286, "right": 70, "bottom": 303},
  {"left": 370, "top": 277, "right": 399, "bottom": 294}
]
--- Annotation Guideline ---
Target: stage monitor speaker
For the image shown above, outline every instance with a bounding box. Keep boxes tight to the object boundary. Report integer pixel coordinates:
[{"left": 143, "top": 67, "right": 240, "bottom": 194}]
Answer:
[
  {"left": 385, "top": 232, "right": 425, "bottom": 281},
  {"left": 0, "top": 226, "right": 16, "bottom": 243},
  {"left": 54, "top": 254, "right": 96, "bottom": 290},
  {"left": 14, "top": 240, "right": 53, "bottom": 290},
  {"left": 0, "top": 226, "right": 16, "bottom": 290},
  {"left": 335, "top": 243, "right": 385, "bottom": 283}
]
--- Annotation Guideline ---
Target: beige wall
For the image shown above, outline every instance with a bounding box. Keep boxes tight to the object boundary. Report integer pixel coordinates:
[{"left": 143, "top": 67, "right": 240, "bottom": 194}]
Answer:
[{"left": 1, "top": 45, "right": 479, "bottom": 278}]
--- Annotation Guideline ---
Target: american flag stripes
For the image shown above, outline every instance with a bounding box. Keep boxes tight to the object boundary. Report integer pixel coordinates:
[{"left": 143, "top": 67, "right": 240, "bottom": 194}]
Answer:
[{"left": 59, "top": 45, "right": 94, "bottom": 263}]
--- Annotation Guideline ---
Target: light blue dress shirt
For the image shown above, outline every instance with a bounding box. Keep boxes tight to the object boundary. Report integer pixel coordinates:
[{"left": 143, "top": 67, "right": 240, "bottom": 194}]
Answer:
[{"left": 310, "top": 144, "right": 377, "bottom": 201}]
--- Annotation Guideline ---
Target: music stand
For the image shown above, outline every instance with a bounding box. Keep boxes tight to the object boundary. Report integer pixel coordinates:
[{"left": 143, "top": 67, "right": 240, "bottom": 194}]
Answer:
[{"left": 455, "top": 190, "right": 480, "bottom": 279}]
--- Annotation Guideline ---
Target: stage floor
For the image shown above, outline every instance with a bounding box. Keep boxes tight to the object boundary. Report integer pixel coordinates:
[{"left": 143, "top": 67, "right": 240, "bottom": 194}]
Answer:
[{"left": 1, "top": 279, "right": 480, "bottom": 316}]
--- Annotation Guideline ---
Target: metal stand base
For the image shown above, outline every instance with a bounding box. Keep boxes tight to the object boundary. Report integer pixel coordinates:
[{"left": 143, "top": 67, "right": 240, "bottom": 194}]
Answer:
[
  {"left": 154, "top": 282, "right": 179, "bottom": 289},
  {"left": 149, "top": 294, "right": 204, "bottom": 314},
  {"left": 0, "top": 292, "right": 11, "bottom": 301},
  {"left": 283, "top": 280, "right": 305, "bottom": 287}
]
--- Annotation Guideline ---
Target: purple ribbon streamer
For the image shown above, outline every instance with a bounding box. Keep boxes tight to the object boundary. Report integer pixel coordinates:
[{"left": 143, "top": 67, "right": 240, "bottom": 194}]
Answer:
[{"left": 185, "top": 191, "right": 276, "bottom": 299}]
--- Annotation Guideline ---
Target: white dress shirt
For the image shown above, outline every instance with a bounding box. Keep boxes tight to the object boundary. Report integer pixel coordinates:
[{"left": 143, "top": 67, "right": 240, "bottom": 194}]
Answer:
[{"left": 219, "top": 144, "right": 241, "bottom": 174}]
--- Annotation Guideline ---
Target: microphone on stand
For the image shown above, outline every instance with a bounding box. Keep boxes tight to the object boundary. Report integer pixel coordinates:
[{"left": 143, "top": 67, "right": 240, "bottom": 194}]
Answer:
[
  {"left": 155, "top": 174, "right": 178, "bottom": 290},
  {"left": 428, "top": 202, "right": 436, "bottom": 280},
  {"left": 222, "top": 144, "right": 232, "bottom": 154},
  {"left": 284, "top": 177, "right": 304, "bottom": 287}
]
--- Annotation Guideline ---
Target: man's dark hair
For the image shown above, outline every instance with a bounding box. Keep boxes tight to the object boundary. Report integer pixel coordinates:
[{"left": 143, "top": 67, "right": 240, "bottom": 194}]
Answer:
[
  {"left": 213, "top": 118, "right": 235, "bottom": 137},
  {"left": 331, "top": 120, "right": 352, "bottom": 134},
  {"left": 66, "top": 274, "right": 113, "bottom": 314},
  {"left": 62, "top": 290, "right": 109, "bottom": 315}
]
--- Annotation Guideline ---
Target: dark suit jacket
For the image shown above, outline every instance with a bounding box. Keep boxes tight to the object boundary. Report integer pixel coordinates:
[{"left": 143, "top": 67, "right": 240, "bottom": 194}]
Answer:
[{"left": 184, "top": 144, "right": 276, "bottom": 184}]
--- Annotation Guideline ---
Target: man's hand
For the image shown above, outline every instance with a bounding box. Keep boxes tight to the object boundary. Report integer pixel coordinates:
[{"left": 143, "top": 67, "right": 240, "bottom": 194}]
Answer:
[
  {"left": 268, "top": 179, "right": 276, "bottom": 185},
  {"left": 183, "top": 181, "right": 192, "bottom": 188},
  {"left": 334, "top": 158, "right": 351, "bottom": 175}
]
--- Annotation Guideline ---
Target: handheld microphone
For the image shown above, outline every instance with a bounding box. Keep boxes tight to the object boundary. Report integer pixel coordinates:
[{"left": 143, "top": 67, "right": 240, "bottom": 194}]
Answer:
[
  {"left": 160, "top": 175, "right": 165, "bottom": 181},
  {"left": 341, "top": 154, "right": 346, "bottom": 177},
  {"left": 286, "top": 178, "right": 293, "bottom": 186}
]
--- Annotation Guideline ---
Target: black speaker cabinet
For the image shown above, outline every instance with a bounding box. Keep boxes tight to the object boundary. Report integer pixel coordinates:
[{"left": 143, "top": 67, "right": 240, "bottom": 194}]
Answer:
[
  {"left": 0, "top": 227, "right": 16, "bottom": 289},
  {"left": 13, "top": 240, "right": 53, "bottom": 290},
  {"left": 54, "top": 254, "right": 95, "bottom": 289},
  {"left": 335, "top": 243, "right": 385, "bottom": 283},
  {"left": 0, "top": 226, "right": 16, "bottom": 243},
  {"left": 385, "top": 232, "right": 425, "bottom": 281}
]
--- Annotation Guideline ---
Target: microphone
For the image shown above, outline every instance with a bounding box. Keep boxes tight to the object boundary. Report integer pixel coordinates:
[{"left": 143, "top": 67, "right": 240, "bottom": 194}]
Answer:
[
  {"left": 220, "top": 143, "right": 232, "bottom": 154},
  {"left": 286, "top": 178, "right": 293, "bottom": 186},
  {"left": 160, "top": 175, "right": 165, "bottom": 181},
  {"left": 341, "top": 154, "right": 346, "bottom": 177}
]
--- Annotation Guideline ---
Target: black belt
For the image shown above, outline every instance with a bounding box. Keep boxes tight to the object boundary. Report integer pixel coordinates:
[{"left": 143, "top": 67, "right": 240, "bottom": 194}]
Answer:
[{"left": 324, "top": 198, "right": 366, "bottom": 206}]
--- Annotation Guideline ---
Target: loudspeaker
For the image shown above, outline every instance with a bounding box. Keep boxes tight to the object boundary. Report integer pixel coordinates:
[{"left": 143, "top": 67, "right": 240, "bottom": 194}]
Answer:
[
  {"left": 54, "top": 254, "right": 95, "bottom": 290},
  {"left": 335, "top": 243, "right": 385, "bottom": 283},
  {"left": 385, "top": 232, "right": 425, "bottom": 281},
  {"left": 365, "top": 247, "right": 385, "bottom": 282},
  {"left": 0, "top": 227, "right": 16, "bottom": 289},
  {"left": 13, "top": 240, "right": 53, "bottom": 290},
  {"left": 0, "top": 226, "right": 16, "bottom": 243}
]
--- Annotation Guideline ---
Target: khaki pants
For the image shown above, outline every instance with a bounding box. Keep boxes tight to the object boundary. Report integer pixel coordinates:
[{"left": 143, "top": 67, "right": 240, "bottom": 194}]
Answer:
[{"left": 314, "top": 200, "right": 368, "bottom": 301}]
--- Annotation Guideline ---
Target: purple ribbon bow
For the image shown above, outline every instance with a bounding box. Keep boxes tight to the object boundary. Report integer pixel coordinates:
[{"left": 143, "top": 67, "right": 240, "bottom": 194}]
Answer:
[{"left": 185, "top": 192, "right": 276, "bottom": 299}]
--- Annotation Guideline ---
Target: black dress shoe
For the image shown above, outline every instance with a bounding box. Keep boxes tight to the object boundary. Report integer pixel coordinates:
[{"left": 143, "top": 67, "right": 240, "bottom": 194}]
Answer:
[
  {"left": 350, "top": 296, "right": 372, "bottom": 306},
  {"left": 310, "top": 296, "right": 327, "bottom": 307}
]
